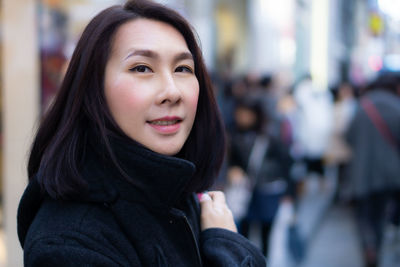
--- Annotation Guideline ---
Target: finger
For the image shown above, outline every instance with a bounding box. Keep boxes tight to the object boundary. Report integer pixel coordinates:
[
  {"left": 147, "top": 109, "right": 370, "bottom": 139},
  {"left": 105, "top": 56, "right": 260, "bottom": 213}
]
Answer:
[
  {"left": 199, "top": 192, "right": 212, "bottom": 210},
  {"left": 200, "top": 192, "right": 212, "bottom": 202},
  {"left": 200, "top": 193, "right": 213, "bottom": 216},
  {"left": 208, "top": 191, "right": 227, "bottom": 213},
  {"left": 208, "top": 191, "right": 226, "bottom": 204}
]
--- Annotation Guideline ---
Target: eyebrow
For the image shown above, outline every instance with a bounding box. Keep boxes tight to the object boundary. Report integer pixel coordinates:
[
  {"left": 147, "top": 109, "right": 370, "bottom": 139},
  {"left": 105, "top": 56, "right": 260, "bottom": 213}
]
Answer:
[
  {"left": 174, "top": 51, "right": 194, "bottom": 62},
  {"left": 124, "top": 49, "right": 194, "bottom": 63}
]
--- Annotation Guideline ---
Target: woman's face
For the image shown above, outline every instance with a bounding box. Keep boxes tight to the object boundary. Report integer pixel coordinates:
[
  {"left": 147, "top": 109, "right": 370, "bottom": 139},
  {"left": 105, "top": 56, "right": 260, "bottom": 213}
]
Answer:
[{"left": 105, "top": 19, "right": 199, "bottom": 156}]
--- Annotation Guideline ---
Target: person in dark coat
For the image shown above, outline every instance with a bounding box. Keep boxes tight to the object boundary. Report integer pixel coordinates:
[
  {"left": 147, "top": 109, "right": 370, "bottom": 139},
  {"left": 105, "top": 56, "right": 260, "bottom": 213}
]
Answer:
[
  {"left": 17, "top": 1, "right": 266, "bottom": 266},
  {"left": 226, "top": 97, "right": 294, "bottom": 257},
  {"left": 346, "top": 73, "right": 400, "bottom": 267}
]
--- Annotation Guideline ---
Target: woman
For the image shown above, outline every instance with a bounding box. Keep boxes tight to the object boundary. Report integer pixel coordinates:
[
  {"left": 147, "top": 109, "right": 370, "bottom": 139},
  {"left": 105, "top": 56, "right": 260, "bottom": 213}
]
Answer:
[{"left": 17, "top": 1, "right": 266, "bottom": 266}]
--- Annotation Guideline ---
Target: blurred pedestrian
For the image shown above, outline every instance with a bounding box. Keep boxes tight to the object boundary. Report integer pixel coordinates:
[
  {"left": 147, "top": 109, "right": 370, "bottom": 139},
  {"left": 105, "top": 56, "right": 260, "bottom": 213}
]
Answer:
[
  {"left": 226, "top": 97, "right": 294, "bottom": 257},
  {"left": 325, "top": 81, "right": 357, "bottom": 202},
  {"left": 292, "top": 74, "right": 333, "bottom": 191},
  {"left": 16, "top": 1, "right": 266, "bottom": 266},
  {"left": 346, "top": 73, "right": 400, "bottom": 267}
]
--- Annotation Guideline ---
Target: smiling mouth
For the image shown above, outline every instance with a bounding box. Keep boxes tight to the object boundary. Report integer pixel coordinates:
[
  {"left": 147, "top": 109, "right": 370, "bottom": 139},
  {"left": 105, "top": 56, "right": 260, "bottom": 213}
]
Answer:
[
  {"left": 147, "top": 117, "right": 183, "bottom": 134},
  {"left": 148, "top": 119, "right": 181, "bottom": 126}
]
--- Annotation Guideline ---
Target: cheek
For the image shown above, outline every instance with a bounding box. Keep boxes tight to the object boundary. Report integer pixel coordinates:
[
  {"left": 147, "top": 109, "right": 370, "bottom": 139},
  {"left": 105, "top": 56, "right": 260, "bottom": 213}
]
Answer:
[
  {"left": 186, "top": 81, "right": 200, "bottom": 115},
  {"left": 188, "top": 91, "right": 199, "bottom": 113},
  {"left": 108, "top": 78, "right": 145, "bottom": 109}
]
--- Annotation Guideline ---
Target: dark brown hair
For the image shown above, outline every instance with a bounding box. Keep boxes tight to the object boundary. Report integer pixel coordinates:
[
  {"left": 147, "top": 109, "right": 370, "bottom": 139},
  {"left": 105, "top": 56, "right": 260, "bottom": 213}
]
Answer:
[{"left": 28, "top": 0, "right": 225, "bottom": 198}]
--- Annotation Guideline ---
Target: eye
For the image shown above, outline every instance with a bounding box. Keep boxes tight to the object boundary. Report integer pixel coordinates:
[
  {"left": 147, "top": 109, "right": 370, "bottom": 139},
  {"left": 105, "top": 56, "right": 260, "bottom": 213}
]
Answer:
[
  {"left": 175, "top": 66, "right": 194, "bottom": 73},
  {"left": 129, "top": 65, "right": 153, "bottom": 73}
]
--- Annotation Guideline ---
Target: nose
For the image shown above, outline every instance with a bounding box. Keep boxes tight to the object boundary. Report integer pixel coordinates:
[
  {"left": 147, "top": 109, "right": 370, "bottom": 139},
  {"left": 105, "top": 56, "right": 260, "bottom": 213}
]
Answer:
[{"left": 157, "top": 73, "right": 182, "bottom": 105}]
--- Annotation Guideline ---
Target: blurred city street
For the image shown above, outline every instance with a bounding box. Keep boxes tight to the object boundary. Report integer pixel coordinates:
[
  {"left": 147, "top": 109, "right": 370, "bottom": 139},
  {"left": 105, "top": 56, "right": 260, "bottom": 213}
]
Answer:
[{"left": 262, "top": 170, "right": 400, "bottom": 267}]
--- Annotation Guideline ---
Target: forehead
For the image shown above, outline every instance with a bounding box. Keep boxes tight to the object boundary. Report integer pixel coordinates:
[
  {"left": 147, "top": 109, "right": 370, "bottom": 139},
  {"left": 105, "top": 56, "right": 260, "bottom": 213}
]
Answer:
[{"left": 111, "top": 18, "right": 189, "bottom": 55}]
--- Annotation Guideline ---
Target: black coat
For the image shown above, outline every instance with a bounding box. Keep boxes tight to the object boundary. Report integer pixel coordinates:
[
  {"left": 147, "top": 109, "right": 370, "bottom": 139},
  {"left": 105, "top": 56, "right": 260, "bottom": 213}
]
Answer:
[
  {"left": 228, "top": 131, "right": 294, "bottom": 195},
  {"left": 228, "top": 131, "right": 294, "bottom": 222},
  {"left": 17, "top": 137, "right": 266, "bottom": 266},
  {"left": 346, "top": 90, "right": 400, "bottom": 197}
]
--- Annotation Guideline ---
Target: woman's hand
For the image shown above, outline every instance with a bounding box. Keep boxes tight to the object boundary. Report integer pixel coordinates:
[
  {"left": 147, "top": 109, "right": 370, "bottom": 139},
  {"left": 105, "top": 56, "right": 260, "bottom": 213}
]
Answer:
[{"left": 199, "top": 191, "right": 237, "bottom": 232}]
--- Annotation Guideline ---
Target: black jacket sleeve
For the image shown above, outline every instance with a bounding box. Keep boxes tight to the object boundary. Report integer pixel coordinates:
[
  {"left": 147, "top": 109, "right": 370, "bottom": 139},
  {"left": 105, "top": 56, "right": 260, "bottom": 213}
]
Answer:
[{"left": 200, "top": 228, "right": 266, "bottom": 267}]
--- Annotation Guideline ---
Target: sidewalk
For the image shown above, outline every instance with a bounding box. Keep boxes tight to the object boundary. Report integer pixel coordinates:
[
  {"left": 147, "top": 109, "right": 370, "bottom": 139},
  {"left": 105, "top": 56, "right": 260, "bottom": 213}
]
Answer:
[
  {"left": 267, "top": 168, "right": 363, "bottom": 267},
  {"left": 266, "top": 170, "right": 337, "bottom": 267},
  {"left": 266, "top": 167, "right": 400, "bottom": 267},
  {"left": 300, "top": 204, "right": 363, "bottom": 267}
]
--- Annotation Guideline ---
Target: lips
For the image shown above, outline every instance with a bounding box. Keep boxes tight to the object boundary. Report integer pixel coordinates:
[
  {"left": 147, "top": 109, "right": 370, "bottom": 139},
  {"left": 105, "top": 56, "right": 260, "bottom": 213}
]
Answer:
[
  {"left": 148, "top": 116, "right": 182, "bottom": 124},
  {"left": 149, "top": 119, "right": 180, "bottom": 126},
  {"left": 147, "top": 116, "right": 182, "bottom": 134}
]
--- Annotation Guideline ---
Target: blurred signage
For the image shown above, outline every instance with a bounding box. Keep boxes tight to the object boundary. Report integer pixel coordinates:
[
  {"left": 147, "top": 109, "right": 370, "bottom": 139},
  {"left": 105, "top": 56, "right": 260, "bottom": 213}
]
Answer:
[{"left": 369, "top": 13, "right": 384, "bottom": 36}]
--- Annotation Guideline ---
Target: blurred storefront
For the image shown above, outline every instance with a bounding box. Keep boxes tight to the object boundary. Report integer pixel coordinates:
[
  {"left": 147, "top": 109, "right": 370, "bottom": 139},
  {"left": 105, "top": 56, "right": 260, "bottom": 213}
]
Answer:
[{"left": 344, "top": 0, "right": 400, "bottom": 88}]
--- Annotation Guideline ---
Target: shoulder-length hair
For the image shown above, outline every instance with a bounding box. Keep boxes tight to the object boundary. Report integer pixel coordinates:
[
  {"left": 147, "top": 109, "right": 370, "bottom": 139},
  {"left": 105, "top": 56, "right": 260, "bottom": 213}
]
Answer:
[{"left": 28, "top": 0, "right": 225, "bottom": 199}]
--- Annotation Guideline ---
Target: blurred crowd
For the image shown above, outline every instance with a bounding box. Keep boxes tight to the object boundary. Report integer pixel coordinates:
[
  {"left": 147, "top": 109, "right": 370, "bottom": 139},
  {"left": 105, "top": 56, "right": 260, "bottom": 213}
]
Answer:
[{"left": 211, "top": 70, "right": 400, "bottom": 267}]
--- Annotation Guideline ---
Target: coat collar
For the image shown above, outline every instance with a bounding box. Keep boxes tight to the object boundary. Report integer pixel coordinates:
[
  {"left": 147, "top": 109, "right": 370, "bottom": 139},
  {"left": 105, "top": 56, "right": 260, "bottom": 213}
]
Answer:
[{"left": 81, "top": 133, "right": 196, "bottom": 210}]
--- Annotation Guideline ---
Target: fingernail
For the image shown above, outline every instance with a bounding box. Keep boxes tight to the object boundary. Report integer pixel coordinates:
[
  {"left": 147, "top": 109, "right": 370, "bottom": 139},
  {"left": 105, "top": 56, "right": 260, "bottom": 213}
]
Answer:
[{"left": 200, "top": 192, "right": 211, "bottom": 202}]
